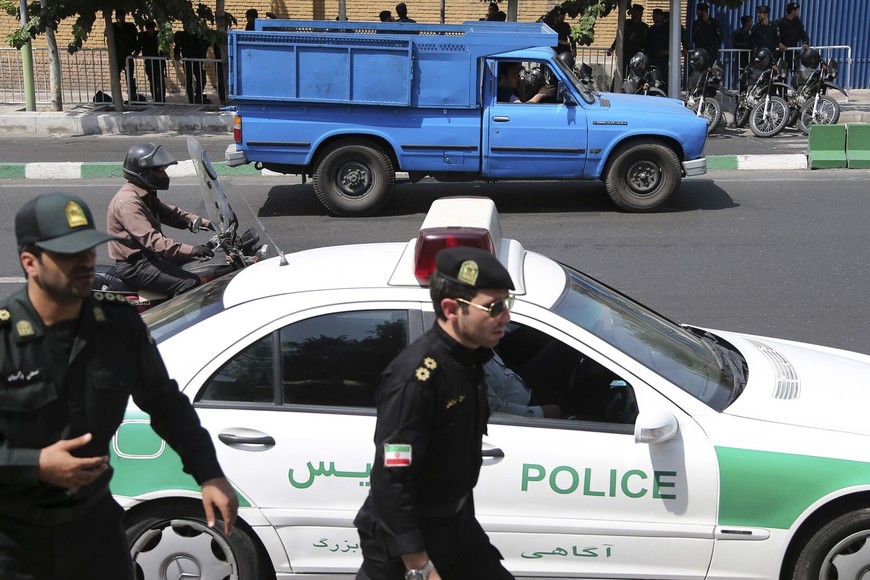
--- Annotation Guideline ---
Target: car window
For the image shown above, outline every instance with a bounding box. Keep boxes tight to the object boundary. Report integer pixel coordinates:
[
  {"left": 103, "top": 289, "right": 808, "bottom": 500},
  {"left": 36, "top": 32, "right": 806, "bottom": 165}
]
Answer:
[
  {"left": 196, "top": 310, "right": 409, "bottom": 408},
  {"left": 489, "top": 322, "right": 637, "bottom": 426},
  {"left": 143, "top": 271, "right": 239, "bottom": 343}
]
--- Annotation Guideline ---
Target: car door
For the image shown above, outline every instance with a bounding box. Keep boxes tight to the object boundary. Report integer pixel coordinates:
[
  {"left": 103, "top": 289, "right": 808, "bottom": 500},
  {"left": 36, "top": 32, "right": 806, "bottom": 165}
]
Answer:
[
  {"left": 484, "top": 59, "right": 588, "bottom": 178},
  {"left": 190, "top": 301, "right": 425, "bottom": 575},
  {"left": 472, "top": 308, "right": 719, "bottom": 579}
]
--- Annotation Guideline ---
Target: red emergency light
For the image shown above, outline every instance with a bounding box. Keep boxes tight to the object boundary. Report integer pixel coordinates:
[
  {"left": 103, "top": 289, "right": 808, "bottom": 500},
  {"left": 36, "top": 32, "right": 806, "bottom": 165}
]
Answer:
[{"left": 413, "top": 226, "right": 494, "bottom": 284}]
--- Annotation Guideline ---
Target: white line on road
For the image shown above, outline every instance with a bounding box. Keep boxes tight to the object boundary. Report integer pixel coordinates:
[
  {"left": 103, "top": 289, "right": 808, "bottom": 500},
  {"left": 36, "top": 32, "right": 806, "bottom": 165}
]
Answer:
[{"left": 0, "top": 277, "right": 26, "bottom": 284}]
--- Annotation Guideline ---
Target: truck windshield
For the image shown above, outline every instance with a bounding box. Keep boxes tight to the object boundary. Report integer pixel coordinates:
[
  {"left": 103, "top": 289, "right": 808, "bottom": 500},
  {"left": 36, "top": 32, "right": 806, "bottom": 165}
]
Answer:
[
  {"left": 552, "top": 265, "right": 737, "bottom": 410},
  {"left": 552, "top": 58, "right": 596, "bottom": 104}
]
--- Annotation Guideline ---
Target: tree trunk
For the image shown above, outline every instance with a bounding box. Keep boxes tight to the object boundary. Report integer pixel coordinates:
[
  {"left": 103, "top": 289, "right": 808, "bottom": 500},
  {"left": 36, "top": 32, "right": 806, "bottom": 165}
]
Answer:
[
  {"left": 614, "top": 0, "right": 628, "bottom": 89},
  {"left": 104, "top": 10, "right": 123, "bottom": 111},
  {"left": 216, "top": 0, "right": 228, "bottom": 105},
  {"left": 40, "top": 0, "right": 62, "bottom": 111}
]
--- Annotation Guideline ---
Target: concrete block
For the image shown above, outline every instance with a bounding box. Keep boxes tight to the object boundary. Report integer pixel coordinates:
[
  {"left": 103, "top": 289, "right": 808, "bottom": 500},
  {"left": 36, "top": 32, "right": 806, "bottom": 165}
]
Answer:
[
  {"left": 808, "top": 124, "right": 847, "bottom": 169},
  {"left": 846, "top": 123, "right": 870, "bottom": 169}
]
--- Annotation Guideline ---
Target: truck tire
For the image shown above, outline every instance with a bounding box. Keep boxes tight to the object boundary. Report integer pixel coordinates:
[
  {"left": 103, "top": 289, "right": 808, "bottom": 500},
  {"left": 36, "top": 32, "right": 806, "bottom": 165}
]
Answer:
[
  {"left": 789, "top": 508, "right": 870, "bottom": 580},
  {"left": 604, "top": 141, "right": 681, "bottom": 212},
  {"left": 313, "top": 141, "right": 395, "bottom": 217},
  {"left": 126, "top": 502, "right": 266, "bottom": 580}
]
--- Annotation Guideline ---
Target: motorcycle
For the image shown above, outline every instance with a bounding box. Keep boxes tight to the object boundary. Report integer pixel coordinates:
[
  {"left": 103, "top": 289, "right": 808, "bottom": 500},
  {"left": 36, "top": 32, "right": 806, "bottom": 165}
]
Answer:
[
  {"left": 781, "top": 50, "right": 847, "bottom": 134},
  {"left": 621, "top": 52, "right": 667, "bottom": 97},
  {"left": 684, "top": 48, "right": 724, "bottom": 134},
  {"left": 94, "top": 136, "right": 269, "bottom": 311},
  {"left": 724, "top": 48, "right": 790, "bottom": 137}
]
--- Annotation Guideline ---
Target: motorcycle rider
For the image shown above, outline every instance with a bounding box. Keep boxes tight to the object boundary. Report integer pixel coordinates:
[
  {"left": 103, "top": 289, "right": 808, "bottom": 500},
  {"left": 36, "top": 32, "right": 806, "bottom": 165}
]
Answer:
[{"left": 107, "top": 143, "right": 214, "bottom": 297}]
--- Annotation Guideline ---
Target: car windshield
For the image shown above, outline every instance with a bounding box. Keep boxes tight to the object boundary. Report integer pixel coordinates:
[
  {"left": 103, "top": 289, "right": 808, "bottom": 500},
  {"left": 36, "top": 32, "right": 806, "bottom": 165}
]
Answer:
[
  {"left": 142, "top": 271, "right": 239, "bottom": 343},
  {"left": 552, "top": 56, "right": 595, "bottom": 104},
  {"left": 553, "top": 265, "right": 736, "bottom": 410}
]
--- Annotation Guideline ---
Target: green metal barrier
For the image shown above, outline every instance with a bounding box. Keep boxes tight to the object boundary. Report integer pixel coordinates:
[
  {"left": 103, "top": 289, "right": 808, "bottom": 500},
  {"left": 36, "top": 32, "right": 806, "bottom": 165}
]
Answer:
[
  {"left": 808, "top": 124, "right": 847, "bottom": 169},
  {"left": 846, "top": 123, "right": 870, "bottom": 169}
]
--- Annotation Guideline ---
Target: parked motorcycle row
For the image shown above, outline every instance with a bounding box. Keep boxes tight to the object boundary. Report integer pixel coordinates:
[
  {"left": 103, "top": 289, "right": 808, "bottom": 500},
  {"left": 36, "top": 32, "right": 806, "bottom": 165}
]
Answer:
[{"left": 619, "top": 47, "right": 847, "bottom": 138}]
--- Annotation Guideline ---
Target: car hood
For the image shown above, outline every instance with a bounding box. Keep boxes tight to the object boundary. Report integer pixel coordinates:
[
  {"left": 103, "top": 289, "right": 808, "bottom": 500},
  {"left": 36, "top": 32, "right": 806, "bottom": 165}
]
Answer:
[
  {"left": 716, "top": 330, "right": 870, "bottom": 435},
  {"left": 596, "top": 91, "right": 689, "bottom": 114}
]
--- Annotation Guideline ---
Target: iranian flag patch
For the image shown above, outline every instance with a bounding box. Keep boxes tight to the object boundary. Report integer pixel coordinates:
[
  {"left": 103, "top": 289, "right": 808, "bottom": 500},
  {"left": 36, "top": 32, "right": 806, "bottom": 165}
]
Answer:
[{"left": 384, "top": 443, "right": 412, "bottom": 467}]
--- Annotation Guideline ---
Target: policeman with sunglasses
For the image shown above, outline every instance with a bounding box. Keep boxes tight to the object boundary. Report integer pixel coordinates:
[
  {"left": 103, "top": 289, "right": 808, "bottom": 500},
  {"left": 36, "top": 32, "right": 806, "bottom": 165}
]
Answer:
[{"left": 354, "top": 246, "right": 516, "bottom": 580}]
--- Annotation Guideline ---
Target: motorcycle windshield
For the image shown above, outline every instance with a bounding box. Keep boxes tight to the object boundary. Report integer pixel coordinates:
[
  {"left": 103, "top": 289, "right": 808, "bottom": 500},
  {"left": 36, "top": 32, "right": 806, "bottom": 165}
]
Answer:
[{"left": 187, "top": 136, "right": 232, "bottom": 233}]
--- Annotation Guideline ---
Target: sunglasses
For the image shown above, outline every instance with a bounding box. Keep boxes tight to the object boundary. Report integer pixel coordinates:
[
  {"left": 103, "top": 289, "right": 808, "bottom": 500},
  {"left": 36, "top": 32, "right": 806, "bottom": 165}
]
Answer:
[{"left": 455, "top": 296, "right": 515, "bottom": 317}]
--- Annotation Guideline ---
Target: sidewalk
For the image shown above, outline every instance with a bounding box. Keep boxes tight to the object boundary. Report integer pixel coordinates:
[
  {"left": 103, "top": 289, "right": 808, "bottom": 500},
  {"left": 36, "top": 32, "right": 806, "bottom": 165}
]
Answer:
[{"left": 2, "top": 90, "right": 870, "bottom": 177}]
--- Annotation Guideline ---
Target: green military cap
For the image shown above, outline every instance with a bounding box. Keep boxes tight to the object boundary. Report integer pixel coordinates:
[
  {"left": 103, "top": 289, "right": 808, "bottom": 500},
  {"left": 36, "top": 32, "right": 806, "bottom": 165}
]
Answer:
[
  {"left": 15, "top": 192, "right": 119, "bottom": 254},
  {"left": 435, "top": 247, "right": 514, "bottom": 290}
]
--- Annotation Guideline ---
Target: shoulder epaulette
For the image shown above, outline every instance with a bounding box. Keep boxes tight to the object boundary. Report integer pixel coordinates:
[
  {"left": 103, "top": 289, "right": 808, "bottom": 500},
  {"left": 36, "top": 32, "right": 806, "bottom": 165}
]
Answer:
[
  {"left": 92, "top": 292, "right": 135, "bottom": 307},
  {"left": 412, "top": 356, "right": 439, "bottom": 382},
  {"left": 0, "top": 308, "right": 10, "bottom": 327}
]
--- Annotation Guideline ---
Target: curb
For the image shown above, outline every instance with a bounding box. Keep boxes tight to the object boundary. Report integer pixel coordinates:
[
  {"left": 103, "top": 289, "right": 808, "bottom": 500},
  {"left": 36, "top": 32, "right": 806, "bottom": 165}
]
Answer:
[{"left": 0, "top": 154, "right": 813, "bottom": 180}]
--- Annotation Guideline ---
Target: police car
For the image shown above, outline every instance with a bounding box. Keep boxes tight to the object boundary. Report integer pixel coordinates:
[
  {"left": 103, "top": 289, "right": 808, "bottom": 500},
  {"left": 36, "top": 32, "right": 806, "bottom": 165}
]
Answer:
[{"left": 112, "top": 158, "right": 870, "bottom": 580}]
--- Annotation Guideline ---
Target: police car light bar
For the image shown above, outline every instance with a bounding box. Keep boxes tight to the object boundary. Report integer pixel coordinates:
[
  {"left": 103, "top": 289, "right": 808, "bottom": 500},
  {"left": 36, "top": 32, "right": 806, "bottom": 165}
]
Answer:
[{"left": 412, "top": 198, "right": 502, "bottom": 284}]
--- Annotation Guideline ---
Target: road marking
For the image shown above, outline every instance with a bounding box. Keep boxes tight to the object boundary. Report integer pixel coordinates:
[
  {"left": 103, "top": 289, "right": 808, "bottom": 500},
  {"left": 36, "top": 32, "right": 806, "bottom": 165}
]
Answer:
[{"left": 0, "top": 277, "right": 26, "bottom": 284}]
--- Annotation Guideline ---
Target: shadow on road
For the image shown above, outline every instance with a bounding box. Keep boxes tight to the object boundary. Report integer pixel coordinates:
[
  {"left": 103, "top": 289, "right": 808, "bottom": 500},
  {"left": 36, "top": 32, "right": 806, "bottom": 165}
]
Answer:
[{"left": 258, "top": 177, "right": 737, "bottom": 218}]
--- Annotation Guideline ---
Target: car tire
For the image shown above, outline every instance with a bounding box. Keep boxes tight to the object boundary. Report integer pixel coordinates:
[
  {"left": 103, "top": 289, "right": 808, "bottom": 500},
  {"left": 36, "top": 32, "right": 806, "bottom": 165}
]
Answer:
[
  {"left": 694, "top": 97, "right": 722, "bottom": 134},
  {"left": 126, "top": 502, "right": 265, "bottom": 580},
  {"left": 790, "top": 508, "right": 870, "bottom": 580},
  {"left": 798, "top": 95, "right": 841, "bottom": 135},
  {"left": 604, "top": 140, "right": 681, "bottom": 212},
  {"left": 313, "top": 140, "right": 395, "bottom": 217},
  {"left": 749, "top": 96, "right": 789, "bottom": 137}
]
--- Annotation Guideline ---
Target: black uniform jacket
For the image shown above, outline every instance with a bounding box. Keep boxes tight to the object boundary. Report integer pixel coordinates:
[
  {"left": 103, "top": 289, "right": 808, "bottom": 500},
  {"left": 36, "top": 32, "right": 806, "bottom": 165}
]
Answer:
[
  {"left": 0, "top": 289, "right": 223, "bottom": 522},
  {"left": 355, "top": 324, "right": 491, "bottom": 556}
]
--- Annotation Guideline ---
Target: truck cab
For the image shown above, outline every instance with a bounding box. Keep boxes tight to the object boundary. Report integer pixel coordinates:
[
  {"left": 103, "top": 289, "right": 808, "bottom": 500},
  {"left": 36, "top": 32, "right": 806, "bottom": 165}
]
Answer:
[{"left": 225, "top": 20, "right": 707, "bottom": 216}]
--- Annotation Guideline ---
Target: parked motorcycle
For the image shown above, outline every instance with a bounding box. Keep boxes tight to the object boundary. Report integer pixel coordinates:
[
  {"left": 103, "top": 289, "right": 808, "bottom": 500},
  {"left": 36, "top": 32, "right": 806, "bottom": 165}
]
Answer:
[
  {"left": 684, "top": 48, "right": 724, "bottom": 134},
  {"left": 94, "top": 137, "right": 268, "bottom": 311},
  {"left": 621, "top": 52, "right": 667, "bottom": 97},
  {"left": 782, "top": 48, "right": 847, "bottom": 134},
  {"left": 725, "top": 48, "right": 789, "bottom": 137}
]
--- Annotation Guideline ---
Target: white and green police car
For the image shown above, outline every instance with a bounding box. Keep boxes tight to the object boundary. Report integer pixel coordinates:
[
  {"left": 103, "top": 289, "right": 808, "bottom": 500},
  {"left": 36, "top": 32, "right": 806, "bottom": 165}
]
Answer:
[{"left": 113, "top": 195, "right": 870, "bottom": 580}]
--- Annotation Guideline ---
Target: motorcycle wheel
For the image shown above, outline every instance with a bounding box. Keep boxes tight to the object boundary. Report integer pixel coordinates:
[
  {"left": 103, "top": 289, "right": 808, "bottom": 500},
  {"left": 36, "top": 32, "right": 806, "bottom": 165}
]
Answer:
[
  {"left": 693, "top": 97, "right": 722, "bottom": 134},
  {"left": 787, "top": 105, "right": 800, "bottom": 128},
  {"left": 749, "top": 96, "right": 789, "bottom": 137},
  {"left": 798, "top": 95, "right": 841, "bottom": 135},
  {"left": 313, "top": 139, "right": 395, "bottom": 217},
  {"left": 735, "top": 104, "right": 751, "bottom": 128}
]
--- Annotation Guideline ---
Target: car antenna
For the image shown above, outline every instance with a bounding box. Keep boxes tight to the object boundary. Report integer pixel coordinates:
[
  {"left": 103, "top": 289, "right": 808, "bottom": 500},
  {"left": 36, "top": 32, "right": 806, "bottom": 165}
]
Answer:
[{"left": 237, "top": 192, "right": 289, "bottom": 267}]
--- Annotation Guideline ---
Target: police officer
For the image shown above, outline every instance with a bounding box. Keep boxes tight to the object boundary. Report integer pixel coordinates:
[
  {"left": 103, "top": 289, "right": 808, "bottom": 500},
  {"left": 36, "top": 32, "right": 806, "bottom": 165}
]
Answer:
[
  {"left": 0, "top": 192, "right": 237, "bottom": 579},
  {"left": 750, "top": 5, "right": 779, "bottom": 55},
  {"left": 692, "top": 3, "right": 722, "bottom": 62},
  {"left": 107, "top": 143, "right": 214, "bottom": 297},
  {"left": 354, "top": 246, "right": 515, "bottom": 580},
  {"left": 777, "top": 2, "right": 810, "bottom": 73}
]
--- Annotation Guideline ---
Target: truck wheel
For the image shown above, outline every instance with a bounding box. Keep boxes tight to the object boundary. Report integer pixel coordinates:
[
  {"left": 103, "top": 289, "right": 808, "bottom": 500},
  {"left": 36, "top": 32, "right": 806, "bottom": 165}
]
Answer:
[
  {"left": 789, "top": 508, "right": 870, "bottom": 580},
  {"left": 126, "top": 502, "right": 266, "bottom": 580},
  {"left": 605, "top": 141, "right": 681, "bottom": 212},
  {"left": 313, "top": 141, "right": 395, "bottom": 217}
]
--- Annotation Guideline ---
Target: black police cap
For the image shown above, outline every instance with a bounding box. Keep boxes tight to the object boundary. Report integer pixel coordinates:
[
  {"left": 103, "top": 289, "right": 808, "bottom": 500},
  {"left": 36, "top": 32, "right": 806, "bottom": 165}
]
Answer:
[
  {"left": 15, "top": 192, "right": 119, "bottom": 254},
  {"left": 435, "top": 247, "right": 514, "bottom": 290}
]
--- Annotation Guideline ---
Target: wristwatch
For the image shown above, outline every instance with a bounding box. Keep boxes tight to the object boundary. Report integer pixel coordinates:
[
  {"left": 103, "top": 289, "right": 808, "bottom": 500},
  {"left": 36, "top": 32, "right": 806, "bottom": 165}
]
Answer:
[{"left": 405, "top": 560, "right": 435, "bottom": 580}]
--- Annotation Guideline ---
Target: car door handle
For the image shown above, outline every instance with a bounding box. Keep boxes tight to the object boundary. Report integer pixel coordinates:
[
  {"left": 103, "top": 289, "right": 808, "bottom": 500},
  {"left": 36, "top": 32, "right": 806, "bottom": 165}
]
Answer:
[
  {"left": 492, "top": 116, "right": 510, "bottom": 122},
  {"left": 482, "top": 448, "right": 505, "bottom": 458},
  {"left": 218, "top": 432, "right": 276, "bottom": 447}
]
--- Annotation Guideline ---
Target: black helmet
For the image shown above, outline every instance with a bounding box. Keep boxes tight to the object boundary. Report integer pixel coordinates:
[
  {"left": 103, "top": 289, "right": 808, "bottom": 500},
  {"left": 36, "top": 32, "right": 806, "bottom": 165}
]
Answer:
[
  {"left": 555, "top": 51, "right": 575, "bottom": 71},
  {"left": 754, "top": 47, "right": 773, "bottom": 69},
  {"left": 799, "top": 47, "right": 821, "bottom": 69},
  {"left": 628, "top": 51, "right": 648, "bottom": 76},
  {"left": 123, "top": 143, "right": 177, "bottom": 190},
  {"left": 689, "top": 48, "right": 709, "bottom": 71}
]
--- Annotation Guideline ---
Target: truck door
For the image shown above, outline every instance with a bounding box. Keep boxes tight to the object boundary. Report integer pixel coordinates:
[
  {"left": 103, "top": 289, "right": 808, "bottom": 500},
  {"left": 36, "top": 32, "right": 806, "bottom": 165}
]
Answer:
[{"left": 484, "top": 60, "right": 588, "bottom": 178}]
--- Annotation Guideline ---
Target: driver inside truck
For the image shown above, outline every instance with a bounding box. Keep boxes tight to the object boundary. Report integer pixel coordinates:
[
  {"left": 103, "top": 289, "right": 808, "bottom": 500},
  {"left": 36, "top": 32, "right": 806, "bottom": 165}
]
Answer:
[{"left": 497, "top": 61, "right": 556, "bottom": 103}]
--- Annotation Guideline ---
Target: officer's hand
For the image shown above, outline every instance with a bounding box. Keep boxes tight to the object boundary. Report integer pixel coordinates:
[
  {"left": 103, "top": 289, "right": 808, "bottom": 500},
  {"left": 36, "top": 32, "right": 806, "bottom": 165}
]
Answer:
[
  {"left": 201, "top": 477, "right": 239, "bottom": 536},
  {"left": 190, "top": 244, "right": 214, "bottom": 259},
  {"left": 38, "top": 433, "right": 109, "bottom": 489}
]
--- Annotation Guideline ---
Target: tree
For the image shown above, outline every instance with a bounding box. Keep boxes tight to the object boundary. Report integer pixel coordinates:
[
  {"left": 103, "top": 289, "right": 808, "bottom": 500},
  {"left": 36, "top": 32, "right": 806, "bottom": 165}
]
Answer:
[{"left": 3, "top": 0, "right": 226, "bottom": 110}]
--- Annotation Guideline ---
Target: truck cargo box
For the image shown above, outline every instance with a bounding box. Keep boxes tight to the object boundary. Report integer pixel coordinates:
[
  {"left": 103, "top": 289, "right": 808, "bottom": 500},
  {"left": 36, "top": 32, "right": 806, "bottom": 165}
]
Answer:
[{"left": 228, "top": 20, "right": 556, "bottom": 108}]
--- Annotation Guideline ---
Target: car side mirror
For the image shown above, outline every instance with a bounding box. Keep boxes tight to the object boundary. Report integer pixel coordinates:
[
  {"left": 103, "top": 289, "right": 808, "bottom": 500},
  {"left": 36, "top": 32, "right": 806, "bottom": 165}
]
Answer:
[
  {"left": 634, "top": 407, "right": 678, "bottom": 444},
  {"left": 558, "top": 83, "right": 576, "bottom": 106}
]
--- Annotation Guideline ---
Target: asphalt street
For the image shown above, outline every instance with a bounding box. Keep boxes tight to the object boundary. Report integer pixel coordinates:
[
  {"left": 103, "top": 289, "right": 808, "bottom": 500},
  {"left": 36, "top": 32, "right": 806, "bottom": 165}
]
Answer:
[{"left": 1, "top": 171, "right": 868, "bottom": 355}]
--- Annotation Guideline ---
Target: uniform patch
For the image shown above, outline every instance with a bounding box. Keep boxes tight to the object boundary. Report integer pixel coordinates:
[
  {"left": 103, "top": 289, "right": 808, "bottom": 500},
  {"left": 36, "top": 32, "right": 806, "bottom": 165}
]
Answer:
[
  {"left": 16, "top": 320, "right": 34, "bottom": 337},
  {"left": 446, "top": 394, "right": 466, "bottom": 409},
  {"left": 65, "top": 200, "right": 88, "bottom": 228},
  {"left": 0, "top": 309, "right": 10, "bottom": 324},
  {"left": 415, "top": 367, "right": 430, "bottom": 381},
  {"left": 384, "top": 443, "right": 412, "bottom": 467},
  {"left": 93, "top": 306, "right": 107, "bottom": 322},
  {"left": 423, "top": 357, "right": 437, "bottom": 370},
  {"left": 457, "top": 259, "right": 479, "bottom": 286}
]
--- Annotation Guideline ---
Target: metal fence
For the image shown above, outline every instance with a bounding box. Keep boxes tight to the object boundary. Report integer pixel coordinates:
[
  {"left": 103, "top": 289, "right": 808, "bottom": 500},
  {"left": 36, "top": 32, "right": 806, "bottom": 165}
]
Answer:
[{"left": 0, "top": 47, "right": 225, "bottom": 106}]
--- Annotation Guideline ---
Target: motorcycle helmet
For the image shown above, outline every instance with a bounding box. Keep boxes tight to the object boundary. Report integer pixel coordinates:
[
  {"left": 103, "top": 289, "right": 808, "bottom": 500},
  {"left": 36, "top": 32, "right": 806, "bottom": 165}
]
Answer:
[
  {"left": 799, "top": 47, "right": 821, "bottom": 70},
  {"left": 123, "top": 143, "right": 177, "bottom": 191},
  {"left": 524, "top": 67, "right": 546, "bottom": 96},
  {"left": 555, "top": 51, "right": 575, "bottom": 71},
  {"left": 754, "top": 47, "right": 773, "bottom": 70},
  {"left": 628, "top": 52, "right": 648, "bottom": 77},
  {"left": 689, "top": 48, "right": 709, "bottom": 72}
]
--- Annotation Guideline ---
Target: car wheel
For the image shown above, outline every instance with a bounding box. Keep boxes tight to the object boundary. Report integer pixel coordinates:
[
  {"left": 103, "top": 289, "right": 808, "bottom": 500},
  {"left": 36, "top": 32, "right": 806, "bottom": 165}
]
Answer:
[
  {"left": 694, "top": 97, "right": 722, "bottom": 134},
  {"left": 313, "top": 140, "right": 395, "bottom": 217},
  {"left": 604, "top": 141, "right": 681, "bottom": 212},
  {"left": 799, "top": 96, "right": 841, "bottom": 135},
  {"left": 790, "top": 508, "right": 870, "bottom": 580},
  {"left": 749, "top": 96, "right": 789, "bottom": 137},
  {"left": 126, "top": 502, "right": 265, "bottom": 580}
]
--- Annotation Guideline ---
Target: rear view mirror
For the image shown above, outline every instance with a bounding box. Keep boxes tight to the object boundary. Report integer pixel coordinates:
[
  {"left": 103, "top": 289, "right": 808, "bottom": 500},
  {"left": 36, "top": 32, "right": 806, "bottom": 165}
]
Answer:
[
  {"left": 634, "top": 408, "right": 678, "bottom": 444},
  {"left": 558, "top": 84, "right": 576, "bottom": 106}
]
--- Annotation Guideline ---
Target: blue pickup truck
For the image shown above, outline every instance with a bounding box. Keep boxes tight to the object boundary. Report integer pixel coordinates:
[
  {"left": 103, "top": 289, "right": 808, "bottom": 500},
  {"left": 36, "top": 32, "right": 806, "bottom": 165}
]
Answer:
[{"left": 225, "top": 20, "right": 707, "bottom": 216}]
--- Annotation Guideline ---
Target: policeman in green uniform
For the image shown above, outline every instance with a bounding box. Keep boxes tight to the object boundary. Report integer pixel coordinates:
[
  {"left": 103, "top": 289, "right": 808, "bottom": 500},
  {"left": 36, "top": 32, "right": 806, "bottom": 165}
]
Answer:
[
  {"left": 354, "top": 247, "right": 516, "bottom": 580},
  {"left": 0, "top": 192, "right": 237, "bottom": 579}
]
